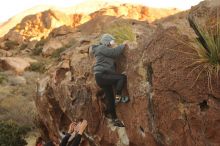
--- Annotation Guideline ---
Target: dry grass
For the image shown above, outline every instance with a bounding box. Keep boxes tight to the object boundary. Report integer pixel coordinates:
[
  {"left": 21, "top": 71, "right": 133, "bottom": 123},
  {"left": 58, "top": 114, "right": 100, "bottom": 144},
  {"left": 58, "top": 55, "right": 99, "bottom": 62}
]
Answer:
[
  {"left": 105, "top": 22, "right": 136, "bottom": 44},
  {"left": 0, "top": 93, "right": 36, "bottom": 127},
  {"left": 28, "top": 62, "right": 46, "bottom": 73},
  {"left": 51, "top": 47, "right": 67, "bottom": 58},
  {"left": 0, "top": 72, "right": 39, "bottom": 127}
]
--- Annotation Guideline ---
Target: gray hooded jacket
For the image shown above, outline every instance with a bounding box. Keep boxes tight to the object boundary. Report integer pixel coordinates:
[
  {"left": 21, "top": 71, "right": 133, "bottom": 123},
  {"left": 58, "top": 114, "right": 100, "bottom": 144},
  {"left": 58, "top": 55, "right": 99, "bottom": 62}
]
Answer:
[{"left": 92, "top": 44, "right": 125, "bottom": 74}]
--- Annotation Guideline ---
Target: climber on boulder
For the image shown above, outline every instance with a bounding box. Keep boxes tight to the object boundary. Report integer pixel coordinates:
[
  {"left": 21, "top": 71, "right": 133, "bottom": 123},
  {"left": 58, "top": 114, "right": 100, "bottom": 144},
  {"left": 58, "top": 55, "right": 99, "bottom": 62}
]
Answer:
[
  {"left": 91, "top": 33, "right": 129, "bottom": 127},
  {"left": 60, "top": 119, "right": 88, "bottom": 146}
]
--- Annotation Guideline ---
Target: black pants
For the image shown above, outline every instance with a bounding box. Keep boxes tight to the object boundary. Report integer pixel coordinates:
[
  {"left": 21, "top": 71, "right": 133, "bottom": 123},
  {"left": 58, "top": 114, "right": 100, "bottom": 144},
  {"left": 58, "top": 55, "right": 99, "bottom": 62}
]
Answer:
[{"left": 95, "top": 72, "right": 127, "bottom": 119}]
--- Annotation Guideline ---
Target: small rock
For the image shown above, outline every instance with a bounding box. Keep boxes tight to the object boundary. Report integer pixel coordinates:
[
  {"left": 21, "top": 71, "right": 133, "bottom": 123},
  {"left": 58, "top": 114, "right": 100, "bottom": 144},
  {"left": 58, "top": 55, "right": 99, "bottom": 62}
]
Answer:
[{"left": 42, "top": 39, "right": 63, "bottom": 56}]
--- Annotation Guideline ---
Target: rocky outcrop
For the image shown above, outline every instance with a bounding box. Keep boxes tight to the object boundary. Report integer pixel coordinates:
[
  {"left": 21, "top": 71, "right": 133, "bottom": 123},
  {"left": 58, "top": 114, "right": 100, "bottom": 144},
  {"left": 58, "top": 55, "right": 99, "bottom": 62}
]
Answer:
[
  {"left": 0, "top": 3, "right": 179, "bottom": 51},
  {"left": 90, "top": 4, "right": 179, "bottom": 22},
  {"left": 10, "top": 9, "right": 72, "bottom": 41},
  {"left": 0, "top": 9, "right": 73, "bottom": 52},
  {"left": 34, "top": 1, "right": 220, "bottom": 146}
]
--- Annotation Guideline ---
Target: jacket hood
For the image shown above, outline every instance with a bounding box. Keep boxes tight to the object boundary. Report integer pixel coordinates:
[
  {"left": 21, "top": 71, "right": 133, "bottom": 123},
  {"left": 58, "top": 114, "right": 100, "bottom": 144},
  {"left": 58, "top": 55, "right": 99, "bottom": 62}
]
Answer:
[{"left": 91, "top": 44, "right": 99, "bottom": 55}]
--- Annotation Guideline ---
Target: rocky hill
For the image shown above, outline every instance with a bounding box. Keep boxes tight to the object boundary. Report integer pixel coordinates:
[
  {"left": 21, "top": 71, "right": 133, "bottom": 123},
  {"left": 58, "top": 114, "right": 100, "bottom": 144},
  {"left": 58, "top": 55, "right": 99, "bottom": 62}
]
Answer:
[
  {"left": 0, "top": 0, "right": 179, "bottom": 37},
  {"left": 0, "top": 4, "right": 179, "bottom": 58},
  {"left": 0, "top": 4, "right": 178, "bottom": 44},
  {"left": 0, "top": 0, "right": 124, "bottom": 37},
  {"left": 0, "top": 5, "right": 56, "bottom": 37}
]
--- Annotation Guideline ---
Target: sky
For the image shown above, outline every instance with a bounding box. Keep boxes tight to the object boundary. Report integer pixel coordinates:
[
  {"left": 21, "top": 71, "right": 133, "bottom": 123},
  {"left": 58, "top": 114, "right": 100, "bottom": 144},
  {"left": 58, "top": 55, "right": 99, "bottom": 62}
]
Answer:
[{"left": 0, "top": 0, "right": 203, "bottom": 22}]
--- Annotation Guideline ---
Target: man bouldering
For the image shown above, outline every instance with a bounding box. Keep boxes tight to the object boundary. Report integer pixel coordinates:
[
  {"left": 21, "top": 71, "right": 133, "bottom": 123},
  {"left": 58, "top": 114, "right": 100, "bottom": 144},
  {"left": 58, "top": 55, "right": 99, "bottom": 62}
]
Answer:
[{"left": 91, "top": 34, "right": 129, "bottom": 127}]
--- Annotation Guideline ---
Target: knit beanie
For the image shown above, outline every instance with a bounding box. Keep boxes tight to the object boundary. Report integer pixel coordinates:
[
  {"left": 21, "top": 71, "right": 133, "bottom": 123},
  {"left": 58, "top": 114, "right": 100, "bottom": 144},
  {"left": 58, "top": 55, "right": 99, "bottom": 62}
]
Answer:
[{"left": 100, "top": 34, "right": 115, "bottom": 46}]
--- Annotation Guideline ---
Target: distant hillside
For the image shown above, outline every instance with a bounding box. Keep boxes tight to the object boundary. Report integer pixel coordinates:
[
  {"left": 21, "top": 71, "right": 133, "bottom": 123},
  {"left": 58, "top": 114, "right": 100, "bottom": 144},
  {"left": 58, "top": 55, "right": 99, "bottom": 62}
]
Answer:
[
  {"left": 0, "top": 5, "right": 56, "bottom": 37},
  {"left": 0, "top": 0, "right": 180, "bottom": 37}
]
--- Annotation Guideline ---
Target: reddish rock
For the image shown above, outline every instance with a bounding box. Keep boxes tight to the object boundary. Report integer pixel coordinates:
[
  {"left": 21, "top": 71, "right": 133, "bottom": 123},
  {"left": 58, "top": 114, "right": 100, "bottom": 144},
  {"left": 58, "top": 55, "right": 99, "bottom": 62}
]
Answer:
[{"left": 34, "top": 1, "right": 220, "bottom": 146}]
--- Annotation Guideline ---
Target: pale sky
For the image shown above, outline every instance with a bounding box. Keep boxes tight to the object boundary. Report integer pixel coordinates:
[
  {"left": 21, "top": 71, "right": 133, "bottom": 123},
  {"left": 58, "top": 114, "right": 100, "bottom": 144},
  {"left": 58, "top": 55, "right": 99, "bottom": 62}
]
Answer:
[{"left": 0, "top": 0, "right": 203, "bottom": 22}]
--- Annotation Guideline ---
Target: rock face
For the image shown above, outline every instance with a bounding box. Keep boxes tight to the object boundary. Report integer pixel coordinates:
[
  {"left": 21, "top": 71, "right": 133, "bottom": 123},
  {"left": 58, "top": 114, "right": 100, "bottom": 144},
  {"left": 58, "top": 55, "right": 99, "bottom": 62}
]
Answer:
[
  {"left": 35, "top": 3, "right": 220, "bottom": 146},
  {"left": 90, "top": 4, "right": 179, "bottom": 22},
  {"left": 34, "top": 1, "right": 220, "bottom": 146},
  {"left": 9, "top": 9, "right": 72, "bottom": 41},
  {"left": 0, "top": 9, "right": 73, "bottom": 54}
]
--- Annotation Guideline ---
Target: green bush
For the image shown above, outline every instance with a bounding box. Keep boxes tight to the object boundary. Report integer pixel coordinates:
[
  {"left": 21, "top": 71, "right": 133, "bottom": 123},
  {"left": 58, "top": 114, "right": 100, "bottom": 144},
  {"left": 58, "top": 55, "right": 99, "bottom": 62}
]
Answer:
[
  {"left": 105, "top": 22, "right": 136, "bottom": 44},
  {"left": 5, "top": 41, "right": 19, "bottom": 49},
  {"left": 32, "top": 47, "right": 43, "bottom": 56},
  {"left": 51, "top": 47, "right": 67, "bottom": 58},
  {"left": 188, "top": 15, "right": 220, "bottom": 88},
  {"left": 32, "top": 38, "right": 46, "bottom": 56},
  {"left": 0, "top": 73, "right": 7, "bottom": 84},
  {"left": 35, "top": 39, "right": 46, "bottom": 48},
  {"left": 19, "top": 44, "right": 28, "bottom": 50},
  {"left": 28, "top": 62, "right": 45, "bottom": 73},
  {"left": 0, "top": 120, "right": 30, "bottom": 146}
]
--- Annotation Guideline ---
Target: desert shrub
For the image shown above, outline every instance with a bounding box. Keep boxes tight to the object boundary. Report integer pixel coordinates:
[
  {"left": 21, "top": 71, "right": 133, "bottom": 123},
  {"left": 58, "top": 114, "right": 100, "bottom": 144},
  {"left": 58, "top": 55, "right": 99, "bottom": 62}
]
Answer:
[
  {"left": 0, "top": 73, "right": 7, "bottom": 84},
  {"left": 19, "top": 44, "right": 28, "bottom": 50},
  {"left": 5, "top": 41, "right": 19, "bottom": 49},
  {"left": 51, "top": 47, "right": 67, "bottom": 58},
  {"left": 0, "top": 120, "right": 30, "bottom": 146},
  {"left": 0, "top": 77, "right": 37, "bottom": 127},
  {"left": 188, "top": 14, "right": 220, "bottom": 89},
  {"left": 35, "top": 39, "right": 46, "bottom": 48},
  {"left": 28, "top": 62, "right": 46, "bottom": 73},
  {"left": 105, "top": 22, "right": 136, "bottom": 44},
  {"left": 32, "top": 47, "right": 43, "bottom": 56},
  {"left": 32, "top": 38, "right": 46, "bottom": 56}
]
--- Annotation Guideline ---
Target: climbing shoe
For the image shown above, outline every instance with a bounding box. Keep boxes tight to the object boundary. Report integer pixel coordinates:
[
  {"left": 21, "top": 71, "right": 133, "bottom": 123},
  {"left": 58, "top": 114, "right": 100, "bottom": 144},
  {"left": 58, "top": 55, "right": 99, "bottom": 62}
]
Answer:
[
  {"left": 115, "top": 95, "right": 121, "bottom": 104},
  {"left": 115, "top": 95, "right": 130, "bottom": 104},
  {"left": 121, "top": 96, "right": 130, "bottom": 103},
  {"left": 112, "top": 119, "right": 125, "bottom": 127}
]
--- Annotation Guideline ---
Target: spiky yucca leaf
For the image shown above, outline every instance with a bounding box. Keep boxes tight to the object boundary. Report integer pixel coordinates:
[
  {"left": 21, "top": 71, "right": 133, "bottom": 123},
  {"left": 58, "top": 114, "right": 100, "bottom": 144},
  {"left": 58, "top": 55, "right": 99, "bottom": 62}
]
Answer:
[{"left": 188, "top": 13, "right": 220, "bottom": 90}]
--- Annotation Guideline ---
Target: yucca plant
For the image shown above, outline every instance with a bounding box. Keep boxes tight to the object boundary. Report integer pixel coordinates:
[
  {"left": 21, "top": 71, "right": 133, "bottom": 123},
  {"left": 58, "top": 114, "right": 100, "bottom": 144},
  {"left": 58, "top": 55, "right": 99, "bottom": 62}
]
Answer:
[
  {"left": 105, "top": 22, "right": 136, "bottom": 44},
  {"left": 188, "top": 10, "right": 220, "bottom": 90}
]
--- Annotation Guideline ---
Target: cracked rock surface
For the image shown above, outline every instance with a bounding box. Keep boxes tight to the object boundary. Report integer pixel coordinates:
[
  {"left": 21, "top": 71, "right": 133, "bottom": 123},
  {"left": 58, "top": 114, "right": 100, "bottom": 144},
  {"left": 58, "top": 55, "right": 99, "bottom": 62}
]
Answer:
[{"left": 35, "top": 1, "right": 220, "bottom": 146}]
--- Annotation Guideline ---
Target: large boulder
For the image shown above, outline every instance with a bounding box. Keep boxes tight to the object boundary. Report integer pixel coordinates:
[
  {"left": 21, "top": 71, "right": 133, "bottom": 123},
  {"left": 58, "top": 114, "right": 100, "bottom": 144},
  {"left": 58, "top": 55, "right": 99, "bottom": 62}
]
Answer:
[
  {"left": 0, "top": 57, "right": 36, "bottom": 74},
  {"left": 42, "top": 39, "right": 64, "bottom": 56},
  {"left": 35, "top": 1, "right": 220, "bottom": 146}
]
